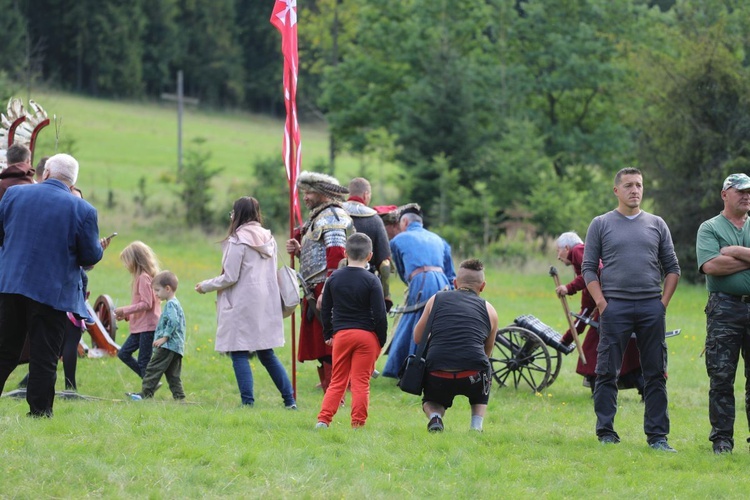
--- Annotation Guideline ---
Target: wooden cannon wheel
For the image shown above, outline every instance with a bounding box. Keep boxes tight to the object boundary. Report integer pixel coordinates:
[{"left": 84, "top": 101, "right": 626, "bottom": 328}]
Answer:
[
  {"left": 490, "top": 326, "right": 553, "bottom": 393},
  {"left": 92, "top": 294, "right": 117, "bottom": 344}
]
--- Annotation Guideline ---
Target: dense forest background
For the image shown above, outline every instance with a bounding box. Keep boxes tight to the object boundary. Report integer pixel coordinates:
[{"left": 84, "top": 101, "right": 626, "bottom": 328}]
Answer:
[{"left": 1, "top": 0, "right": 749, "bottom": 281}]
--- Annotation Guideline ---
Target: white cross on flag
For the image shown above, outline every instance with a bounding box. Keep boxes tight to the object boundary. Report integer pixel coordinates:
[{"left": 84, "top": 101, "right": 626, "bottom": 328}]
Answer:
[{"left": 271, "top": 0, "right": 302, "bottom": 226}]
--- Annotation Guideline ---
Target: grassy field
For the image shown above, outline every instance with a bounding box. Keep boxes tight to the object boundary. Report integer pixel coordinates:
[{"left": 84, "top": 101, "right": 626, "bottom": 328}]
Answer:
[
  {"left": 28, "top": 90, "right": 397, "bottom": 215},
  {"left": 1, "top": 91, "right": 749, "bottom": 498}
]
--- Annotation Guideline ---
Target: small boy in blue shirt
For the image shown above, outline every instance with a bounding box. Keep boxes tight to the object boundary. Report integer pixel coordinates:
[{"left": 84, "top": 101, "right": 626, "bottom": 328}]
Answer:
[{"left": 129, "top": 270, "right": 186, "bottom": 400}]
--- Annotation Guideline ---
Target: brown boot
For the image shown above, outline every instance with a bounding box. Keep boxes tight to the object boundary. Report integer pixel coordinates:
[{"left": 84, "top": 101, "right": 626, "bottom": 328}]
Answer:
[
  {"left": 321, "top": 362, "right": 333, "bottom": 392},
  {"left": 316, "top": 364, "right": 326, "bottom": 390}
]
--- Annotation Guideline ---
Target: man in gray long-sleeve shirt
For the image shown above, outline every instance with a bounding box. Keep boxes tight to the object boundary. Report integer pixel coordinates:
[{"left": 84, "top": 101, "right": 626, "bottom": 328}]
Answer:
[{"left": 582, "top": 167, "right": 680, "bottom": 452}]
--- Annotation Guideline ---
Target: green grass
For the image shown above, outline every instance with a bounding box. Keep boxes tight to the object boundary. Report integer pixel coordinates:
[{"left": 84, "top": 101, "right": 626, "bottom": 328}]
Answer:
[
  {"left": 1, "top": 91, "right": 749, "bottom": 498},
  {"left": 30, "top": 90, "right": 399, "bottom": 214}
]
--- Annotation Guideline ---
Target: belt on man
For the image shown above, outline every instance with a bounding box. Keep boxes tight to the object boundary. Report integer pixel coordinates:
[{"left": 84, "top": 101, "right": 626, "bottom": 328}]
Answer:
[
  {"left": 430, "top": 370, "right": 480, "bottom": 379},
  {"left": 409, "top": 265, "right": 443, "bottom": 281},
  {"left": 713, "top": 292, "right": 750, "bottom": 304}
]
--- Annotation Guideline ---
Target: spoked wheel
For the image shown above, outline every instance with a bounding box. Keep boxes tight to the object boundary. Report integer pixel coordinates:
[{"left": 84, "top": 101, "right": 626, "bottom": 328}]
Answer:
[
  {"left": 547, "top": 350, "right": 562, "bottom": 388},
  {"left": 92, "top": 294, "right": 117, "bottom": 344},
  {"left": 490, "top": 326, "right": 552, "bottom": 392}
]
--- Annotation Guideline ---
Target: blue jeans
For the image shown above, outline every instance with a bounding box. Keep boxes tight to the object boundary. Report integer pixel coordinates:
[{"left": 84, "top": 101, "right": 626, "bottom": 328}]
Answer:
[
  {"left": 230, "top": 349, "right": 295, "bottom": 406},
  {"left": 118, "top": 331, "right": 155, "bottom": 378}
]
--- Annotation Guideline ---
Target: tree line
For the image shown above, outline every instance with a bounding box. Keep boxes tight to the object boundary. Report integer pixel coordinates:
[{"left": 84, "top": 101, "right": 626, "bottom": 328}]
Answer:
[{"left": 2, "top": 0, "right": 749, "bottom": 282}]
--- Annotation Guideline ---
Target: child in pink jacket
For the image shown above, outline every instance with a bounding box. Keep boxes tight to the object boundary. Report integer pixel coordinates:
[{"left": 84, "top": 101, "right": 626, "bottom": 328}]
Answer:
[{"left": 115, "top": 241, "right": 161, "bottom": 380}]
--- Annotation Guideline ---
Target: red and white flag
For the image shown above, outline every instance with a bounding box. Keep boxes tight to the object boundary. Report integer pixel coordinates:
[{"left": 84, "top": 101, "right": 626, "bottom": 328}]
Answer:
[{"left": 271, "top": 0, "right": 303, "bottom": 226}]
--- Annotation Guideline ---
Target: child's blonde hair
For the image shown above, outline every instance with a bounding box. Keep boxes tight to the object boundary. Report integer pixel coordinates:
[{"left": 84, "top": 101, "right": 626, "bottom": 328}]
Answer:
[{"left": 120, "top": 241, "right": 160, "bottom": 279}]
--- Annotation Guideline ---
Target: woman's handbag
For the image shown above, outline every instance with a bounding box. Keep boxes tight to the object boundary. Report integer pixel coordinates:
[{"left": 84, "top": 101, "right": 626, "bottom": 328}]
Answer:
[
  {"left": 397, "top": 295, "right": 437, "bottom": 396},
  {"left": 277, "top": 265, "right": 301, "bottom": 318}
]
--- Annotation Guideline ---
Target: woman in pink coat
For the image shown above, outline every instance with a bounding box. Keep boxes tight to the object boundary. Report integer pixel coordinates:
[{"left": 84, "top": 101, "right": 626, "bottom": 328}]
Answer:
[{"left": 195, "top": 197, "right": 295, "bottom": 408}]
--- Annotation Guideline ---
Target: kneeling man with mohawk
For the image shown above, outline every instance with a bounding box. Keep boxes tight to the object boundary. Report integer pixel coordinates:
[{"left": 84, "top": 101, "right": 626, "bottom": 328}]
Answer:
[{"left": 413, "top": 259, "right": 499, "bottom": 432}]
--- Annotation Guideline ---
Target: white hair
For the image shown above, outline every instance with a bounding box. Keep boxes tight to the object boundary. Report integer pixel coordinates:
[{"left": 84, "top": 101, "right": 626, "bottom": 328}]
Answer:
[
  {"left": 400, "top": 212, "right": 422, "bottom": 225},
  {"left": 556, "top": 231, "right": 583, "bottom": 248},
  {"left": 45, "top": 153, "right": 79, "bottom": 186}
]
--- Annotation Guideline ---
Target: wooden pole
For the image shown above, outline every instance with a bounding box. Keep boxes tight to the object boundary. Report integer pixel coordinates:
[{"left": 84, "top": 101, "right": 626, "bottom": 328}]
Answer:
[
  {"left": 288, "top": 85, "right": 298, "bottom": 400},
  {"left": 549, "top": 266, "right": 587, "bottom": 365},
  {"left": 177, "top": 70, "right": 184, "bottom": 177}
]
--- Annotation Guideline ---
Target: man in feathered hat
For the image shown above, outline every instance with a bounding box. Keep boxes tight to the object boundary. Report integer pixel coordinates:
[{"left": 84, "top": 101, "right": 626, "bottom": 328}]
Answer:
[
  {"left": 382, "top": 203, "right": 455, "bottom": 378},
  {"left": 286, "top": 171, "right": 354, "bottom": 392}
]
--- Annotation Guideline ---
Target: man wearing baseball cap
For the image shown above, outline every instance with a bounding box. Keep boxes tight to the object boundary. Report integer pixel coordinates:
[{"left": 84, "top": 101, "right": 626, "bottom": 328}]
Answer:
[{"left": 696, "top": 173, "right": 750, "bottom": 454}]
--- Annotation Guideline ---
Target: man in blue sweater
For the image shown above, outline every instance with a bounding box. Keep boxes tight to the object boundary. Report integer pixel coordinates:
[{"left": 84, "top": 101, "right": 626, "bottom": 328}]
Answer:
[{"left": 582, "top": 167, "right": 680, "bottom": 452}]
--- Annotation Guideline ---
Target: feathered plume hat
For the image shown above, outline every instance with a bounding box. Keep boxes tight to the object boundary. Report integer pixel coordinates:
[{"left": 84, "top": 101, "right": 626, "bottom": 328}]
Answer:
[
  {"left": 0, "top": 98, "right": 50, "bottom": 170},
  {"left": 398, "top": 202, "right": 423, "bottom": 219},
  {"left": 296, "top": 171, "right": 349, "bottom": 200}
]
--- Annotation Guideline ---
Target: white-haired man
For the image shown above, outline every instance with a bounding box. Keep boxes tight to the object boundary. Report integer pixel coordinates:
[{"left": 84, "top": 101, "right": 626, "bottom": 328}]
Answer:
[
  {"left": 0, "top": 153, "right": 108, "bottom": 417},
  {"left": 286, "top": 171, "right": 354, "bottom": 391}
]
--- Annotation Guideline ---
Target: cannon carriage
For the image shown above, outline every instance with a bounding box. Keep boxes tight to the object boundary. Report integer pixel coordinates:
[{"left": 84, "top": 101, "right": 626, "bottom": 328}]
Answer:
[
  {"left": 490, "top": 315, "right": 573, "bottom": 392},
  {"left": 491, "top": 312, "right": 681, "bottom": 393}
]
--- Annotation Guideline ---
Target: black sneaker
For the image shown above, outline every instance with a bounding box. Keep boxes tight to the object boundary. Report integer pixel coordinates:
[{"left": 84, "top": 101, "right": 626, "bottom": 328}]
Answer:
[
  {"left": 649, "top": 439, "right": 677, "bottom": 453},
  {"left": 26, "top": 410, "right": 52, "bottom": 418},
  {"left": 428, "top": 415, "right": 444, "bottom": 433},
  {"left": 598, "top": 434, "right": 620, "bottom": 444},
  {"left": 713, "top": 440, "right": 732, "bottom": 455}
]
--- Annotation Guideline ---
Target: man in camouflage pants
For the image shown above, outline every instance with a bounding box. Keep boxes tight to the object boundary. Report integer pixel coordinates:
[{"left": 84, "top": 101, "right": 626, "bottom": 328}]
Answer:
[{"left": 696, "top": 173, "right": 750, "bottom": 454}]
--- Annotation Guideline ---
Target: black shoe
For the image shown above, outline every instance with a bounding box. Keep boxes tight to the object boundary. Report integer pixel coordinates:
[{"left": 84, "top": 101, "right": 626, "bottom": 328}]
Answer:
[
  {"left": 26, "top": 410, "right": 52, "bottom": 418},
  {"left": 649, "top": 439, "right": 677, "bottom": 453},
  {"left": 598, "top": 434, "right": 620, "bottom": 444},
  {"left": 713, "top": 440, "right": 732, "bottom": 455},
  {"left": 428, "top": 416, "right": 444, "bottom": 433}
]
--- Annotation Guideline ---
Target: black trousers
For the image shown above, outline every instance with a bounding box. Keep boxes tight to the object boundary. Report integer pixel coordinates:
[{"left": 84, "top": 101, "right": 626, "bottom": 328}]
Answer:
[
  {"left": 0, "top": 294, "right": 67, "bottom": 416},
  {"left": 62, "top": 320, "right": 83, "bottom": 390},
  {"left": 594, "top": 297, "right": 669, "bottom": 444}
]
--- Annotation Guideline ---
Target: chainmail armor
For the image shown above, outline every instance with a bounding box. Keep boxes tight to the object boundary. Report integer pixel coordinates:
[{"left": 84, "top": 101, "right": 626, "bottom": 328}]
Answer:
[{"left": 300, "top": 204, "right": 353, "bottom": 284}]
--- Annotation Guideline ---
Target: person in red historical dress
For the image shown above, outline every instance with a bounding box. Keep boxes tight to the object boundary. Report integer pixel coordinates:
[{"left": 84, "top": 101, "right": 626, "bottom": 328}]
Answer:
[{"left": 555, "top": 232, "right": 643, "bottom": 397}]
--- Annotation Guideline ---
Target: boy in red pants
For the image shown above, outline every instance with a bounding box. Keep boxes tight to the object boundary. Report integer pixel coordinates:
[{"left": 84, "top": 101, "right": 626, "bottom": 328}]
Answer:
[{"left": 316, "top": 233, "right": 388, "bottom": 428}]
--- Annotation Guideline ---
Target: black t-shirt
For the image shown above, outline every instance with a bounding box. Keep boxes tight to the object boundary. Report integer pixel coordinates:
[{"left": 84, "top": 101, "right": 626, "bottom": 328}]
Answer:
[
  {"left": 321, "top": 266, "right": 388, "bottom": 346},
  {"left": 424, "top": 289, "right": 491, "bottom": 371}
]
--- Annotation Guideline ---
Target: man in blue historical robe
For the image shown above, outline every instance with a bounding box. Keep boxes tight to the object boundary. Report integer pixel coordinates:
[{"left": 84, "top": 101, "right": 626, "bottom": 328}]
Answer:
[{"left": 382, "top": 204, "right": 455, "bottom": 378}]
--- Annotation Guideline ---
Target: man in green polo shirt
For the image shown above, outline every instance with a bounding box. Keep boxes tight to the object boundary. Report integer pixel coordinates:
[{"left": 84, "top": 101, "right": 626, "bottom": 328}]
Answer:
[{"left": 696, "top": 173, "right": 750, "bottom": 455}]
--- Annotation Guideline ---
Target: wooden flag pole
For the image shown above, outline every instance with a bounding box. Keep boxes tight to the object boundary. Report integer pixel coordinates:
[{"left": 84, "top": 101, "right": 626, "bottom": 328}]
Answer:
[
  {"left": 289, "top": 122, "right": 298, "bottom": 400},
  {"left": 549, "top": 266, "right": 587, "bottom": 365}
]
